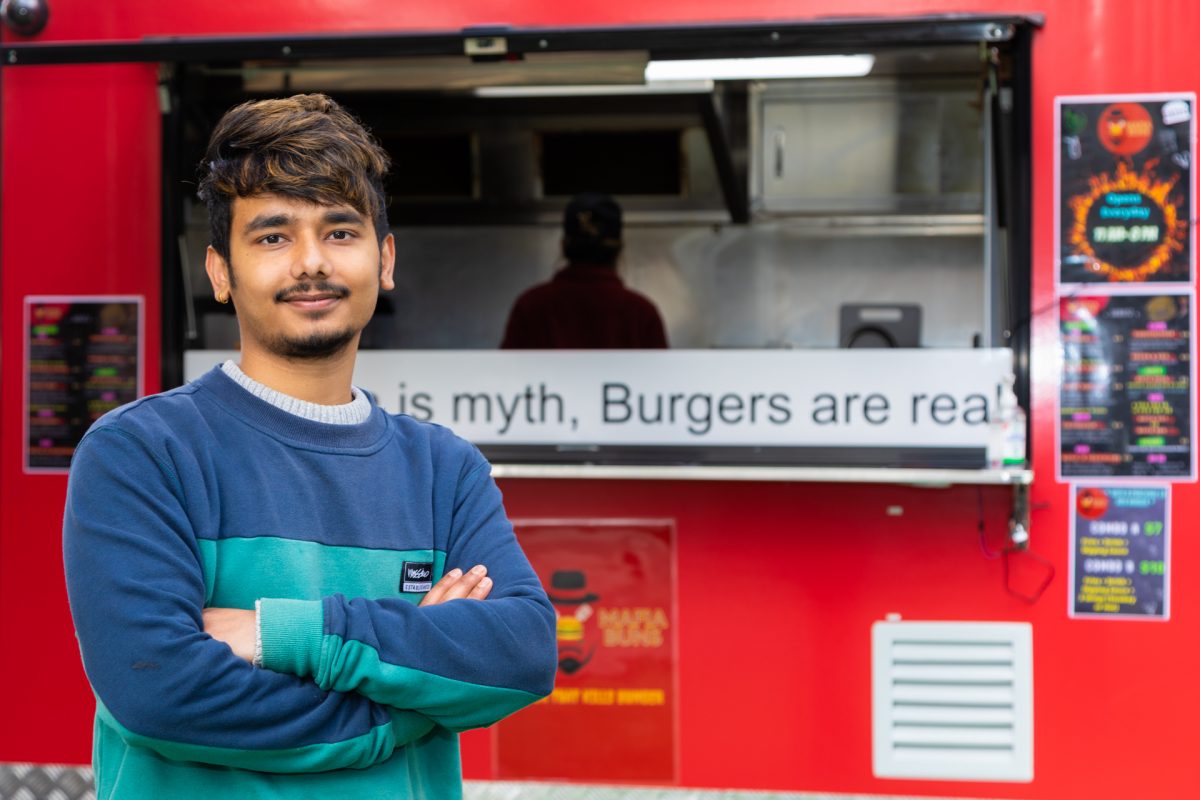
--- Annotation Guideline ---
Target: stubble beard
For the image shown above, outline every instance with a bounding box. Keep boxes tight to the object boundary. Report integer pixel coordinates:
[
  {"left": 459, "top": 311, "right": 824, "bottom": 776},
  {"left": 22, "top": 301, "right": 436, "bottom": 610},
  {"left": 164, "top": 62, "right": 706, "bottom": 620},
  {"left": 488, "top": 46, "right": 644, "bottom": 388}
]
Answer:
[
  {"left": 267, "top": 326, "right": 359, "bottom": 360},
  {"left": 264, "top": 278, "right": 360, "bottom": 360}
]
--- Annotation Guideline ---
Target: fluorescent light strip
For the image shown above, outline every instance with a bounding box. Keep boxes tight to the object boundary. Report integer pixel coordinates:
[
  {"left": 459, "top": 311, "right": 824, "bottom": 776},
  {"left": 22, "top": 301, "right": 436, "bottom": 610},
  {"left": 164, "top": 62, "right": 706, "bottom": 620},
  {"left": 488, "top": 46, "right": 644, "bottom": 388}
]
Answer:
[
  {"left": 645, "top": 54, "right": 874, "bottom": 82},
  {"left": 474, "top": 80, "right": 713, "bottom": 98}
]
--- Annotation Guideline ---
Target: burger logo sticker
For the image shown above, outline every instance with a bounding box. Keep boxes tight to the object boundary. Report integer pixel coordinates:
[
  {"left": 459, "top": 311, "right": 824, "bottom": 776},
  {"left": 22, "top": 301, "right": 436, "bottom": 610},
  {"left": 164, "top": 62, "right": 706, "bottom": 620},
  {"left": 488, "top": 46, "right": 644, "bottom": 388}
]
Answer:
[{"left": 547, "top": 570, "right": 599, "bottom": 675}]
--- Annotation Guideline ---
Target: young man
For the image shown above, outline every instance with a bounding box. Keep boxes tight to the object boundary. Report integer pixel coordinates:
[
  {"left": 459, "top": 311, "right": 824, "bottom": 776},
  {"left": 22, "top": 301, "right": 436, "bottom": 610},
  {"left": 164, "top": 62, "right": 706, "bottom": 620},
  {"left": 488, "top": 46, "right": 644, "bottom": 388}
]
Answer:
[{"left": 63, "top": 94, "right": 556, "bottom": 799}]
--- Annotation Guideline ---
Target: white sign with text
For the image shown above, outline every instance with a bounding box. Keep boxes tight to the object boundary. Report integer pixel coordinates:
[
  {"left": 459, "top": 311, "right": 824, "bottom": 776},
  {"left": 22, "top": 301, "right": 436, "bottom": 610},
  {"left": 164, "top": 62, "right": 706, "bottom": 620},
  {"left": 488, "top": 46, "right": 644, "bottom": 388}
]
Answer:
[{"left": 185, "top": 349, "right": 1014, "bottom": 448}]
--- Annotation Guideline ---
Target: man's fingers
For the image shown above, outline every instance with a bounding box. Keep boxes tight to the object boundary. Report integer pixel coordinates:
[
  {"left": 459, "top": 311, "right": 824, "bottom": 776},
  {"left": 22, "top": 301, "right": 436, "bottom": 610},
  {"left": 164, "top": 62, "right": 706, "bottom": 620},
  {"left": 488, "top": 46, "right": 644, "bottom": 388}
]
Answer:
[
  {"left": 418, "top": 566, "right": 489, "bottom": 606},
  {"left": 442, "top": 565, "right": 487, "bottom": 601},
  {"left": 419, "top": 568, "right": 463, "bottom": 607},
  {"left": 468, "top": 576, "right": 493, "bottom": 600}
]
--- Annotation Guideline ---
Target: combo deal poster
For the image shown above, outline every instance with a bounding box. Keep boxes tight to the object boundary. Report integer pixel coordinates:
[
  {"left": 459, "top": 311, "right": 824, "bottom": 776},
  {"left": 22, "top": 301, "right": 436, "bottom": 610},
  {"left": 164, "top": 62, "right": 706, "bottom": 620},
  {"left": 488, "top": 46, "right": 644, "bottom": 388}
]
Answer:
[
  {"left": 494, "top": 521, "right": 677, "bottom": 783},
  {"left": 1070, "top": 485, "right": 1169, "bottom": 619},
  {"left": 1059, "top": 293, "right": 1194, "bottom": 479},
  {"left": 1057, "top": 94, "right": 1194, "bottom": 285},
  {"left": 25, "top": 296, "right": 143, "bottom": 472}
]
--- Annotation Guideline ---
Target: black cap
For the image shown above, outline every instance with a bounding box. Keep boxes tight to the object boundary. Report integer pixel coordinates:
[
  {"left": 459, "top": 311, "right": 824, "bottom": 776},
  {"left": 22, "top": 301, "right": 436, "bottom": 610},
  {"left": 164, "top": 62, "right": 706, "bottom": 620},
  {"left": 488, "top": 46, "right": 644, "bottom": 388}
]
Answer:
[
  {"left": 563, "top": 192, "right": 622, "bottom": 247},
  {"left": 547, "top": 570, "right": 600, "bottom": 605}
]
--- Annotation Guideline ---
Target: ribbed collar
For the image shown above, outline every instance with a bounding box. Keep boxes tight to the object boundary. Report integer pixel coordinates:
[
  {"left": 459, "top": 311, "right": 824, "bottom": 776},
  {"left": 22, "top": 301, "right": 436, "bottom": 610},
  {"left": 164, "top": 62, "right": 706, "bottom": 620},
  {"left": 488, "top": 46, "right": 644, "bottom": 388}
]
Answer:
[
  {"left": 194, "top": 366, "right": 390, "bottom": 452},
  {"left": 221, "top": 360, "right": 371, "bottom": 425}
]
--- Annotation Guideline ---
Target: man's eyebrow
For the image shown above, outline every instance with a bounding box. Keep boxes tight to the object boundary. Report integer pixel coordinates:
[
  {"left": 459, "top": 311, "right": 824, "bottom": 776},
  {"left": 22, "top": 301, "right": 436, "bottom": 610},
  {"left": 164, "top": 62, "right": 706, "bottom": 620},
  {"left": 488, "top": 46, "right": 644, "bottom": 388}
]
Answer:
[
  {"left": 323, "top": 209, "right": 367, "bottom": 226},
  {"left": 242, "top": 213, "right": 293, "bottom": 235}
]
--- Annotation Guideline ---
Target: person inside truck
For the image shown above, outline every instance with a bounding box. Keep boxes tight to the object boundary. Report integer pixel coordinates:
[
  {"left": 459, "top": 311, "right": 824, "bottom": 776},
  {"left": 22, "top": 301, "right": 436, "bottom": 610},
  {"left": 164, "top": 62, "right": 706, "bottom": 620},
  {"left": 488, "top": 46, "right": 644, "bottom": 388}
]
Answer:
[{"left": 501, "top": 191, "right": 669, "bottom": 349}]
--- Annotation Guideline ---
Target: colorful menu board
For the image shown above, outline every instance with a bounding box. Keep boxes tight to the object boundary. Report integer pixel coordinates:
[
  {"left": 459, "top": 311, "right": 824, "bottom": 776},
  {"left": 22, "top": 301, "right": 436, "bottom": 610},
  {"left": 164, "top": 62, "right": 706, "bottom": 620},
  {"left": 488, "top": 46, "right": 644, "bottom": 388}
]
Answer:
[
  {"left": 1070, "top": 485, "right": 1169, "bottom": 619},
  {"left": 1059, "top": 293, "right": 1193, "bottom": 479},
  {"left": 1057, "top": 94, "right": 1194, "bottom": 285},
  {"left": 25, "top": 297, "right": 142, "bottom": 472},
  {"left": 494, "top": 521, "right": 676, "bottom": 783}
]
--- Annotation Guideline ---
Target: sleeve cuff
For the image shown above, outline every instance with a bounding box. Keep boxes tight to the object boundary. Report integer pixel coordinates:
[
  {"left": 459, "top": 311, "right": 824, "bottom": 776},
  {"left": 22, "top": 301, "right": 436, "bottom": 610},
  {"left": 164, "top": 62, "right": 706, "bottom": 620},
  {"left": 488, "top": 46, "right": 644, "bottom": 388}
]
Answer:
[{"left": 257, "top": 598, "right": 324, "bottom": 678}]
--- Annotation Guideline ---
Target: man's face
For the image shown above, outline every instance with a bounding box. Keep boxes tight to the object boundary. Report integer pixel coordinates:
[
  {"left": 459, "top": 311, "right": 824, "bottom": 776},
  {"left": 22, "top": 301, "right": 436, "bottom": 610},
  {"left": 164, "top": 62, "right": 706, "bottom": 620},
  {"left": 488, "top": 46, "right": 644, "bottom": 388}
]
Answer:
[{"left": 205, "top": 193, "right": 395, "bottom": 361}]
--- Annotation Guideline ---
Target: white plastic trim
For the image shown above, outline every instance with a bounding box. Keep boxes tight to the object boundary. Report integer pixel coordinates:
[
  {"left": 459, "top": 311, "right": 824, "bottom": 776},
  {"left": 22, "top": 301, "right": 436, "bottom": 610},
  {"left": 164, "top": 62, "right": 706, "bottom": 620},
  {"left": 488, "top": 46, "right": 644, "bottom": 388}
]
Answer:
[{"left": 491, "top": 464, "right": 1033, "bottom": 486}]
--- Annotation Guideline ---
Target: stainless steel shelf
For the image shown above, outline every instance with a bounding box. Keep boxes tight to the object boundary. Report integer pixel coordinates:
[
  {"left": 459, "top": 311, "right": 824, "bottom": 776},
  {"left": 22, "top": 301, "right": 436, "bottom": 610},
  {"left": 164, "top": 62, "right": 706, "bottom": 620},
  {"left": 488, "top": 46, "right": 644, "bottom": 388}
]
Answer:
[
  {"left": 490, "top": 463, "right": 1033, "bottom": 487},
  {"left": 765, "top": 213, "right": 986, "bottom": 237}
]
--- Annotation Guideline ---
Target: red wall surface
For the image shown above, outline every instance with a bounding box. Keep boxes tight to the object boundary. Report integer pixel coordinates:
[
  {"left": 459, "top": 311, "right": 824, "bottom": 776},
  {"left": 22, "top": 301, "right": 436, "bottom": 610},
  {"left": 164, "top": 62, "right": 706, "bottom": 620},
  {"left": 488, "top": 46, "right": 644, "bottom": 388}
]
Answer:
[
  {"left": 0, "top": 61, "right": 162, "bottom": 756},
  {"left": 3, "top": 1, "right": 1200, "bottom": 797}
]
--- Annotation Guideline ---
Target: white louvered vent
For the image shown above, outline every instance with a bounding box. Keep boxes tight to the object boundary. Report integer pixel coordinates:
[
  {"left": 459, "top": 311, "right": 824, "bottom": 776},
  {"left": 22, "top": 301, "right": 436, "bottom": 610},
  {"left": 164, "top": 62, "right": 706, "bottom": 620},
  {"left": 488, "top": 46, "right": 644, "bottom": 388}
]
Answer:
[{"left": 872, "top": 621, "right": 1032, "bottom": 782}]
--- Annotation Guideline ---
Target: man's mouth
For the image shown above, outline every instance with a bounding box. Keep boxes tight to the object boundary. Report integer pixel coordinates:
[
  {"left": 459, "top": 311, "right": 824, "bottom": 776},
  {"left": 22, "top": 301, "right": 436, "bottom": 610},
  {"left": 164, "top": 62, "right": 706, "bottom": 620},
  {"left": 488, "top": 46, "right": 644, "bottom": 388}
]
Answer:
[{"left": 276, "top": 283, "right": 350, "bottom": 308}]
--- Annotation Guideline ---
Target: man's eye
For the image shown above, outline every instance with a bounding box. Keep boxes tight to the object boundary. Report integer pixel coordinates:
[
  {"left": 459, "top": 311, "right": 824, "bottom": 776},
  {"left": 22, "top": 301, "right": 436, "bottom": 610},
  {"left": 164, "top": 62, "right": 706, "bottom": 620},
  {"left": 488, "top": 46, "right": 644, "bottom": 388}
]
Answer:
[
  {"left": 330, "top": 230, "right": 354, "bottom": 240},
  {"left": 261, "top": 233, "right": 283, "bottom": 245}
]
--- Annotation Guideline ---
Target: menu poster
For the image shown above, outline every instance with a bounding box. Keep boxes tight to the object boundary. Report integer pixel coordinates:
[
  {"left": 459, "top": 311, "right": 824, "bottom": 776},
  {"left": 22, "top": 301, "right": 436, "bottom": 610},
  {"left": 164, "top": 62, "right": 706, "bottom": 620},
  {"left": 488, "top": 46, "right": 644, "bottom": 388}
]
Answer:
[
  {"left": 25, "top": 297, "right": 143, "bottom": 472},
  {"left": 1057, "top": 94, "right": 1194, "bottom": 285},
  {"left": 1070, "top": 485, "right": 1169, "bottom": 619},
  {"left": 1059, "top": 293, "right": 1193, "bottom": 480},
  {"left": 494, "top": 521, "right": 677, "bottom": 783}
]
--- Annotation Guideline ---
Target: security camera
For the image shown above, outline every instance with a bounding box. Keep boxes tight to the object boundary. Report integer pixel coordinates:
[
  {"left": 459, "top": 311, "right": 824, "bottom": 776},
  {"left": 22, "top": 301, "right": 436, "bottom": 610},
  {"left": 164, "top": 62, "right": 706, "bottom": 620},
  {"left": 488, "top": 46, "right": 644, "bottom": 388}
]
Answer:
[{"left": 1, "top": 0, "right": 49, "bottom": 37}]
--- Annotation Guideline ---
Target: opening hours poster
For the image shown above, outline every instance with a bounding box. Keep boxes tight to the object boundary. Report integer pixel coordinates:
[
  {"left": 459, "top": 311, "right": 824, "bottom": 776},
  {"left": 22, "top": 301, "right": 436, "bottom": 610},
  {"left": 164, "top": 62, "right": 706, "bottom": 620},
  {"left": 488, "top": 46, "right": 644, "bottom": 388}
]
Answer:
[{"left": 1056, "top": 94, "right": 1194, "bottom": 286}]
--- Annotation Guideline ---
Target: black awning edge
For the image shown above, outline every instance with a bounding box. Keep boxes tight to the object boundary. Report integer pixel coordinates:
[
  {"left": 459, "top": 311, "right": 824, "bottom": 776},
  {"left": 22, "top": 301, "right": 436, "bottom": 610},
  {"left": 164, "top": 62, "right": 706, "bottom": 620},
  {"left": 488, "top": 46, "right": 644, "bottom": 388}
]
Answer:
[{"left": 3, "top": 13, "right": 1044, "bottom": 67}]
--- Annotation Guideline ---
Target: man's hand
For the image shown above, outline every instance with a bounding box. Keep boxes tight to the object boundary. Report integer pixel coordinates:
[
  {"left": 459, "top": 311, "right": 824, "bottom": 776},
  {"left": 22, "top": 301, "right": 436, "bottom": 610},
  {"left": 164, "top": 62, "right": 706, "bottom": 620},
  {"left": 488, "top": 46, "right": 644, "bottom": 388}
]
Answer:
[
  {"left": 419, "top": 565, "right": 492, "bottom": 607},
  {"left": 203, "top": 607, "right": 257, "bottom": 663}
]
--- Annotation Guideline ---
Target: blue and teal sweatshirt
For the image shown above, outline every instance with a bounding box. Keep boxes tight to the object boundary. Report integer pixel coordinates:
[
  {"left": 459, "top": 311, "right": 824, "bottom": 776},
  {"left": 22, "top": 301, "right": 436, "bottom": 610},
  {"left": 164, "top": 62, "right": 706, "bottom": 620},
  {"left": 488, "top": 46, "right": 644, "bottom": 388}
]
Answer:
[{"left": 62, "top": 366, "right": 557, "bottom": 799}]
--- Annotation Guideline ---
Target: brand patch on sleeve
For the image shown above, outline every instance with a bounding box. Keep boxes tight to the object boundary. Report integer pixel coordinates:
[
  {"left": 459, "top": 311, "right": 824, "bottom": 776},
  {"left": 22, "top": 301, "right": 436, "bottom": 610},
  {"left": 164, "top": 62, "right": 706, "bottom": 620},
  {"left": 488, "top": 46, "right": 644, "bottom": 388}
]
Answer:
[{"left": 401, "top": 561, "right": 434, "bottom": 593}]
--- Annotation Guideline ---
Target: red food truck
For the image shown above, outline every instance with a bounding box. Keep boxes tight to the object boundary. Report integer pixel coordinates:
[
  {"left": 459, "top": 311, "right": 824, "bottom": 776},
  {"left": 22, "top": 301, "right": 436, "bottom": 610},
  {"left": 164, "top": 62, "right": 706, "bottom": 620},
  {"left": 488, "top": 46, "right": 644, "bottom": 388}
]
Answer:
[{"left": 2, "top": 1, "right": 1197, "bottom": 798}]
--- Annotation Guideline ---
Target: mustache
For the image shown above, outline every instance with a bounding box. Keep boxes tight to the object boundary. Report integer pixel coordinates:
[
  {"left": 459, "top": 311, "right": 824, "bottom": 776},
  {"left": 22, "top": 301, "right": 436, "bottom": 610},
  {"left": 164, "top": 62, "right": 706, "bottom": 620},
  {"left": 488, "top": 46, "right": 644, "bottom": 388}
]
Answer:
[{"left": 274, "top": 281, "right": 351, "bottom": 303}]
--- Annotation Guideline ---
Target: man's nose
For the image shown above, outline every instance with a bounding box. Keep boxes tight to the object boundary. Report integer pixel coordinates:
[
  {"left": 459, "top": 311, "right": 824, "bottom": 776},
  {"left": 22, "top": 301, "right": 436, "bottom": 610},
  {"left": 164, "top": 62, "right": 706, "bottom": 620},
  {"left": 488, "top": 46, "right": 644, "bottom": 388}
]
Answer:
[{"left": 291, "top": 233, "right": 331, "bottom": 279}]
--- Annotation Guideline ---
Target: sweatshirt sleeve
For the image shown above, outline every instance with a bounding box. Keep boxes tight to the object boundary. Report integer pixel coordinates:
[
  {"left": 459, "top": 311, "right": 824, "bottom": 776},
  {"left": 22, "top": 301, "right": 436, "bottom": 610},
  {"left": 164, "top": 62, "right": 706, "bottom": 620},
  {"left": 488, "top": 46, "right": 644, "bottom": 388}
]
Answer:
[
  {"left": 257, "top": 453, "right": 557, "bottom": 731},
  {"left": 63, "top": 426, "right": 435, "bottom": 772}
]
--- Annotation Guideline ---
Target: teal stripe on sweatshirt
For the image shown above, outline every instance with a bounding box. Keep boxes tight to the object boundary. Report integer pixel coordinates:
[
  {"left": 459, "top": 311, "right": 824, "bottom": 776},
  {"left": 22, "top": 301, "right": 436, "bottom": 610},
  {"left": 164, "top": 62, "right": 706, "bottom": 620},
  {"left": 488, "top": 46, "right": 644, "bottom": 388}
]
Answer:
[
  {"left": 95, "top": 699, "right": 433, "bottom": 773},
  {"left": 255, "top": 602, "right": 543, "bottom": 730},
  {"left": 197, "top": 537, "right": 447, "bottom": 607},
  {"left": 93, "top": 705, "right": 457, "bottom": 800},
  {"left": 316, "top": 634, "right": 543, "bottom": 731}
]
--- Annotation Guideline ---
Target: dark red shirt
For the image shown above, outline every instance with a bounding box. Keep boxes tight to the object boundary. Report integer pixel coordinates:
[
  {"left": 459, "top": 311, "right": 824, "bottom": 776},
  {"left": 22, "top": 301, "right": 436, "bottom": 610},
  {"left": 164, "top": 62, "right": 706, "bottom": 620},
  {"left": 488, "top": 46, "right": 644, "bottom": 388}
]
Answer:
[{"left": 501, "top": 263, "right": 669, "bottom": 349}]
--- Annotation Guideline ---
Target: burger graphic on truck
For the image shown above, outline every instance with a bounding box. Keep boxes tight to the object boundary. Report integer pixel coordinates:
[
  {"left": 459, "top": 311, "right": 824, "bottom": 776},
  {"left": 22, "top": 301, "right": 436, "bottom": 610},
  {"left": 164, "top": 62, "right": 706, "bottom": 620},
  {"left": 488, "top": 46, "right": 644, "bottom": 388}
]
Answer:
[{"left": 547, "top": 570, "right": 599, "bottom": 675}]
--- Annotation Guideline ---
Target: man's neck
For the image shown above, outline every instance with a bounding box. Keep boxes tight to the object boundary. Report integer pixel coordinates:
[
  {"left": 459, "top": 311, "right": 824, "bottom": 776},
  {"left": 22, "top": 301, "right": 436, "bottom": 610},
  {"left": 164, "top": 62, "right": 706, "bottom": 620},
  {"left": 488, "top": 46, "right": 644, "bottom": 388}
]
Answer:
[{"left": 236, "top": 343, "right": 358, "bottom": 405}]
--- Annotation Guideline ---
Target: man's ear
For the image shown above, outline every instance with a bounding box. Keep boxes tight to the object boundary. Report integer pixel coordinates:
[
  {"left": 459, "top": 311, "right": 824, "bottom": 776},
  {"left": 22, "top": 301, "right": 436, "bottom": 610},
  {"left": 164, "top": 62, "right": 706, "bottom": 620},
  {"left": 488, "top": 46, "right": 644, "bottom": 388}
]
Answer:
[
  {"left": 379, "top": 233, "right": 396, "bottom": 292},
  {"left": 205, "top": 246, "right": 232, "bottom": 301}
]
